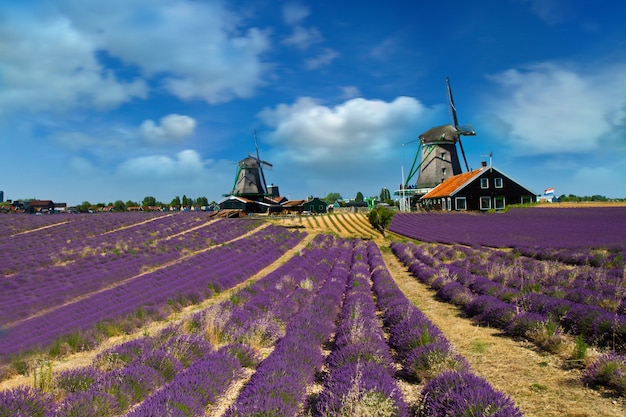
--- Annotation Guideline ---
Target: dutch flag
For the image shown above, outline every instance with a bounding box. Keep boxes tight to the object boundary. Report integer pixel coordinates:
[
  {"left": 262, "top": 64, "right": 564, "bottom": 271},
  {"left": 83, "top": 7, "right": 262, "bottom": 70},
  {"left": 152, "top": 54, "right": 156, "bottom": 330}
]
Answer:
[{"left": 544, "top": 187, "right": 555, "bottom": 195}]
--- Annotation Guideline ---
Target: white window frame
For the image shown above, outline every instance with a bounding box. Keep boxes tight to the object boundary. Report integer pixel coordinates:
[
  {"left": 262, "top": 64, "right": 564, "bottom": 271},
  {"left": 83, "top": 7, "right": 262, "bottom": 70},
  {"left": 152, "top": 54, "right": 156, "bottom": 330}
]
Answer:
[
  {"left": 521, "top": 195, "right": 532, "bottom": 204},
  {"left": 447, "top": 197, "right": 452, "bottom": 211},
  {"left": 455, "top": 197, "right": 467, "bottom": 210},
  {"left": 480, "top": 196, "right": 491, "bottom": 210},
  {"left": 441, "top": 198, "right": 446, "bottom": 210},
  {"left": 494, "top": 196, "right": 505, "bottom": 210},
  {"left": 480, "top": 178, "right": 489, "bottom": 189},
  {"left": 494, "top": 177, "right": 503, "bottom": 188}
]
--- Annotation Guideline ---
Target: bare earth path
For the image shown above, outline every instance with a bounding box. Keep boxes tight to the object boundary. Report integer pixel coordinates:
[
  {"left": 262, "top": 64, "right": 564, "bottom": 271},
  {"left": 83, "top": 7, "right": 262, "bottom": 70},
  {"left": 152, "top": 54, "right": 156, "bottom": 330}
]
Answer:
[{"left": 380, "top": 245, "right": 626, "bottom": 417}]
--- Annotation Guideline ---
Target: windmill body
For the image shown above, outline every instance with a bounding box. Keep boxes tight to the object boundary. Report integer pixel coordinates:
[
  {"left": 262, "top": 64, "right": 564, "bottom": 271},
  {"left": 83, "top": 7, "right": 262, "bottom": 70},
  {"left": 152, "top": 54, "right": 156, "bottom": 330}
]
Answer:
[
  {"left": 414, "top": 124, "right": 463, "bottom": 192},
  {"left": 414, "top": 78, "right": 475, "bottom": 194},
  {"left": 231, "top": 156, "right": 269, "bottom": 198}
]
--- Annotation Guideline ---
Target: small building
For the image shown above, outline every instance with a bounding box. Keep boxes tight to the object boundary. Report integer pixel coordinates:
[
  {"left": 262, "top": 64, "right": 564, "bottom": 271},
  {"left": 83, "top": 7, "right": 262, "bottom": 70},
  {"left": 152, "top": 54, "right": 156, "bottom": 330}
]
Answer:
[
  {"left": 281, "top": 199, "right": 306, "bottom": 214},
  {"left": 302, "top": 197, "right": 327, "bottom": 214},
  {"left": 419, "top": 162, "right": 536, "bottom": 211},
  {"left": 26, "top": 200, "right": 55, "bottom": 214}
]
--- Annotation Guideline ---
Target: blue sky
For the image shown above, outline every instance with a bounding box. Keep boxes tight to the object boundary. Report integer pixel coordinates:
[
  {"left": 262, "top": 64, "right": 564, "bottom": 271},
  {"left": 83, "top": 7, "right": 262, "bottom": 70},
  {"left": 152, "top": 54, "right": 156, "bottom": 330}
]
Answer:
[{"left": 1, "top": 0, "right": 625, "bottom": 205}]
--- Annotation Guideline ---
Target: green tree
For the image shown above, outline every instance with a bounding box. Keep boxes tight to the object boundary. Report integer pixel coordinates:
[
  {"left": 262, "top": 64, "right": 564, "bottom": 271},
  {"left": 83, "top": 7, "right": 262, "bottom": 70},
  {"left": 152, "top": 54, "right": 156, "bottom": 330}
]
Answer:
[
  {"left": 170, "top": 196, "right": 181, "bottom": 208},
  {"left": 355, "top": 191, "right": 364, "bottom": 202},
  {"left": 323, "top": 192, "right": 342, "bottom": 205},
  {"left": 380, "top": 187, "right": 391, "bottom": 203},
  {"left": 196, "top": 196, "right": 209, "bottom": 206},
  {"left": 113, "top": 200, "right": 126, "bottom": 212},
  {"left": 125, "top": 200, "right": 139, "bottom": 208},
  {"left": 368, "top": 206, "right": 395, "bottom": 237},
  {"left": 78, "top": 201, "right": 92, "bottom": 213},
  {"left": 142, "top": 196, "right": 157, "bottom": 207}
]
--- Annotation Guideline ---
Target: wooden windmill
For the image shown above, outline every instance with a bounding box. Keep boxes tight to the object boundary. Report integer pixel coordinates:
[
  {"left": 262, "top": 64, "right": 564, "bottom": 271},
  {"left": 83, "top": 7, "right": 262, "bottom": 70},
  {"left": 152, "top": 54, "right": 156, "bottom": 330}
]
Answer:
[
  {"left": 230, "top": 130, "right": 273, "bottom": 200},
  {"left": 404, "top": 77, "right": 476, "bottom": 194}
]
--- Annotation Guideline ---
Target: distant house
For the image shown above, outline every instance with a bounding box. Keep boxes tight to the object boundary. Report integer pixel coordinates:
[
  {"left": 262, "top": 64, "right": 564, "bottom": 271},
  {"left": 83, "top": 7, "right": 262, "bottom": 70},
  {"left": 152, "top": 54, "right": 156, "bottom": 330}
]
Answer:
[
  {"left": 302, "top": 197, "right": 327, "bottom": 214},
  {"left": 419, "top": 162, "right": 536, "bottom": 211},
  {"left": 281, "top": 199, "right": 306, "bottom": 214},
  {"left": 26, "top": 200, "right": 55, "bottom": 214}
]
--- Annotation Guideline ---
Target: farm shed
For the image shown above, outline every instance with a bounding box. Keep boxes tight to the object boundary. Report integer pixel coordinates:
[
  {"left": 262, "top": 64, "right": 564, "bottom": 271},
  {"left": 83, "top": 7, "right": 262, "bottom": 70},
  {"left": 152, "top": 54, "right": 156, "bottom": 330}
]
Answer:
[
  {"left": 302, "top": 197, "right": 327, "bottom": 214},
  {"left": 281, "top": 199, "right": 306, "bottom": 214},
  {"left": 218, "top": 195, "right": 258, "bottom": 213},
  {"left": 419, "top": 162, "right": 536, "bottom": 211}
]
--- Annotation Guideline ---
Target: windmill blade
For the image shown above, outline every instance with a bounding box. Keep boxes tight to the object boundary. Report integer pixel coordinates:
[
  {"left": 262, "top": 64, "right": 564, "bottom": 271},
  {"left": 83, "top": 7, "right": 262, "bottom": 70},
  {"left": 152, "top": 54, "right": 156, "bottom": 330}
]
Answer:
[
  {"left": 446, "top": 77, "right": 460, "bottom": 129},
  {"left": 458, "top": 124, "right": 476, "bottom": 136},
  {"left": 458, "top": 136, "right": 470, "bottom": 172}
]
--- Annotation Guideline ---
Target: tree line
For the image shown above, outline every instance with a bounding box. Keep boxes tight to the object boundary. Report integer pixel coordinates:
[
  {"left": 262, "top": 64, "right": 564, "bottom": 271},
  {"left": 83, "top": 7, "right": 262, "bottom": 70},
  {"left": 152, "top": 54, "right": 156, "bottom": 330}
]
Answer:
[{"left": 76, "top": 195, "right": 214, "bottom": 213}]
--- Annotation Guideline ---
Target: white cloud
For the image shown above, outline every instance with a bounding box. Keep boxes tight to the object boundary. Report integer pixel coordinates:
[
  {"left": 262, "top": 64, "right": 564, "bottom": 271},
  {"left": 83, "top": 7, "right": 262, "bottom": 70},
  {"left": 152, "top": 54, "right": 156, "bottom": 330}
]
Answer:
[
  {"left": 305, "top": 49, "right": 339, "bottom": 70},
  {"left": 0, "top": 0, "right": 272, "bottom": 112},
  {"left": 340, "top": 86, "right": 361, "bottom": 99},
  {"left": 0, "top": 11, "right": 147, "bottom": 113},
  {"left": 282, "top": 3, "right": 310, "bottom": 26},
  {"left": 515, "top": 0, "right": 568, "bottom": 25},
  {"left": 117, "top": 149, "right": 205, "bottom": 179},
  {"left": 484, "top": 62, "right": 626, "bottom": 155},
  {"left": 140, "top": 114, "right": 196, "bottom": 144},
  {"left": 62, "top": 0, "right": 271, "bottom": 104},
  {"left": 283, "top": 26, "right": 323, "bottom": 49},
  {"left": 258, "top": 96, "right": 432, "bottom": 166}
]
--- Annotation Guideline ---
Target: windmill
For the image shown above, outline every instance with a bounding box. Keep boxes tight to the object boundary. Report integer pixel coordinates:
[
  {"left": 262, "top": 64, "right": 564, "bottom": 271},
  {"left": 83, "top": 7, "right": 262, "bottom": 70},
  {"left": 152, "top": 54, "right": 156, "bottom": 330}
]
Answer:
[
  {"left": 404, "top": 77, "right": 476, "bottom": 194},
  {"left": 230, "top": 130, "right": 273, "bottom": 199}
]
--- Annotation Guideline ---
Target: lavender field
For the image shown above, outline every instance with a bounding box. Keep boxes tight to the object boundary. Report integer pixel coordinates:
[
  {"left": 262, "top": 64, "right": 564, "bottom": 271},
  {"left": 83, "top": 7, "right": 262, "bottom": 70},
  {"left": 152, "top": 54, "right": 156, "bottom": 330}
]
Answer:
[
  {"left": 390, "top": 206, "right": 626, "bottom": 398},
  {"left": 0, "top": 213, "right": 525, "bottom": 416}
]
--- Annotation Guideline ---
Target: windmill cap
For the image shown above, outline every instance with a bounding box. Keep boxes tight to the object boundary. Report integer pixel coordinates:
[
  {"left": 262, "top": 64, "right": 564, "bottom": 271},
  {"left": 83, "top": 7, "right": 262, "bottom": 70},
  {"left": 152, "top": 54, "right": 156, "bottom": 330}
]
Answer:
[{"left": 419, "top": 124, "right": 458, "bottom": 143}]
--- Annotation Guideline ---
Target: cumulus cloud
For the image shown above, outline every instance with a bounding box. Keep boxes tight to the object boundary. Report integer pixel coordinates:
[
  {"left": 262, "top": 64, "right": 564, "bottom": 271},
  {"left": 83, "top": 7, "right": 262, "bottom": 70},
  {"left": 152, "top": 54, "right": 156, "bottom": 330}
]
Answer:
[
  {"left": 0, "top": 0, "right": 271, "bottom": 113},
  {"left": 140, "top": 114, "right": 196, "bottom": 144},
  {"left": 305, "top": 49, "right": 339, "bottom": 70},
  {"left": 258, "top": 96, "right": 432, "bottom": 165},
  {"left": 117, "top": 149, "right": 205, "bottom": 179},
  {"left": 281, "top": 2, "right": 322, "bottom": 49},
  {"left": 0, "top": 11, "right": 147, "bottom": 113},
  {"left": 282, "top": 3, "right": 310, "bottom": 25},
  {"left": 484, "top": 62, "right": 626, "bottom": 155},
  {"left": 62, "top": 0, "right": 271, "bottom": 104},
  {"left": 340, "top": 86, "right": 361, "bottom": 99}
]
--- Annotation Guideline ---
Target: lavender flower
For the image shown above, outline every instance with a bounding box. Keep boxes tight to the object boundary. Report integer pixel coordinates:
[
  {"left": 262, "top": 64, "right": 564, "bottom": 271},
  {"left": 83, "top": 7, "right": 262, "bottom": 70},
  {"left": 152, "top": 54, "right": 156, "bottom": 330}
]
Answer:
[{"left": 418, "top": 370, "right": 523, "bottom": 417}]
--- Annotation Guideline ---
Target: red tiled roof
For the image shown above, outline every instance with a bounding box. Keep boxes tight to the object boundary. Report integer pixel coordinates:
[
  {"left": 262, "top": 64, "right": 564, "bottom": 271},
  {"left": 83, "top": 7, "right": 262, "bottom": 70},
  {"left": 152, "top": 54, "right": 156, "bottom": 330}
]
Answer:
[{"left": 421, "top": 167, "right": 484, "bottom": 199}]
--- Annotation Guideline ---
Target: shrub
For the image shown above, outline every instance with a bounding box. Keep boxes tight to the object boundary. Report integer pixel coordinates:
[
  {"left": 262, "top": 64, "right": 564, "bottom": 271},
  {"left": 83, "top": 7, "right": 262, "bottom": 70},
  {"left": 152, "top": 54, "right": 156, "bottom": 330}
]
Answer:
[
  {"left": 583, "top": 352, "right": 626, "bottom": 396},
  {"left": 418, "top": 371, "right": 522, "bottom": 417}
]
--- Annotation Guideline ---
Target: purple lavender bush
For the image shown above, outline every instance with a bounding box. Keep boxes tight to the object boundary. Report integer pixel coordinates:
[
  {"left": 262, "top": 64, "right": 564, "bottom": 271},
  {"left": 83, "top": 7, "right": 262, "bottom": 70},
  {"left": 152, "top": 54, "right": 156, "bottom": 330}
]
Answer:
[
  {"left": 0, "top": 385, "right": 52, "bottom": 417},
  {"left": 418, "top": 370, "right": 523, "bottom": 417},
  {"left": 583, "top": 352, "right": 626, "bottom": 396}
]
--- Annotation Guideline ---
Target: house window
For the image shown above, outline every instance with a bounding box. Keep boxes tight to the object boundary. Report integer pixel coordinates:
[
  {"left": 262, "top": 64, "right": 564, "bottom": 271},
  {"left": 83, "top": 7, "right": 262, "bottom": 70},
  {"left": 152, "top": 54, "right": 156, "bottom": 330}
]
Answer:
[
  {"left": 494, "top": 196, "right": 505, "bottom": 210},
  {"left": 480, "top": 196, "right": 491, "bottom": 210},
  {"left": 455, "top": 197, "right": 467, "bottom": 210},
  {"left": 480, "top": 178, "right": 489, "bottom": 189},
  {"left": 447, "top": 198, "right": 452, "bottom": 211},
  {"left": 442, "top": 167, "right": 447, "bottom": 176},
  {"left": 494, "top": 178, "right": 503, "bottom": 188},
  {"left": 440, "top": 152, "right": 447, "bottom": 160},
  {"left": 441, "top": 198, "right": 446, "bottom": 210},
  {"left": 521, "top": 195, "right": 532, "bottom": 204}
]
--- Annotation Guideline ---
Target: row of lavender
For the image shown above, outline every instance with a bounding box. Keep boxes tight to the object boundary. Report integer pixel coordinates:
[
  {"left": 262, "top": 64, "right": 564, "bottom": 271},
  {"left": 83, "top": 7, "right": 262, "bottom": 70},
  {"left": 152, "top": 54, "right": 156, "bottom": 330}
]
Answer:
[
  {"left": 365, "top": 242, "right": 522, "bottom": 416},
  {"left": 394, "top": 241, "right": 626, "bottom": 349},
  {"left": 0, "top": 233, "right": 350, "bottom": 415},
  {"left": 1, "top": 235, "right": 523, "bottom": 416},
  {"left": 0, "top": 223, "right": 304, "bottom": 360},
  {"left": 0, "top": 217, "right": 260, "bottom": 327},
  {"left": 392, "top": 240, "right": 626, "bottom": 395},
  {"left": 0, "top": 211, "right": 215, "bottom": 275},
  {"left": 389, "top": 208, "right": 626, "bottom": 269}
]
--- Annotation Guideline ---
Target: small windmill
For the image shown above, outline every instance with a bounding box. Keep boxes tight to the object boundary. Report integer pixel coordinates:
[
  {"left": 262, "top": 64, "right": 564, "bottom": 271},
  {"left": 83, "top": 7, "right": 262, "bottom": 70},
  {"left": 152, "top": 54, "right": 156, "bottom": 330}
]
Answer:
[
  {"left": 404, "top": 77, "right": 476, "bottom": 193},
  {"left": 230, "top": 130, "right": 273, "bottom": 199}
]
